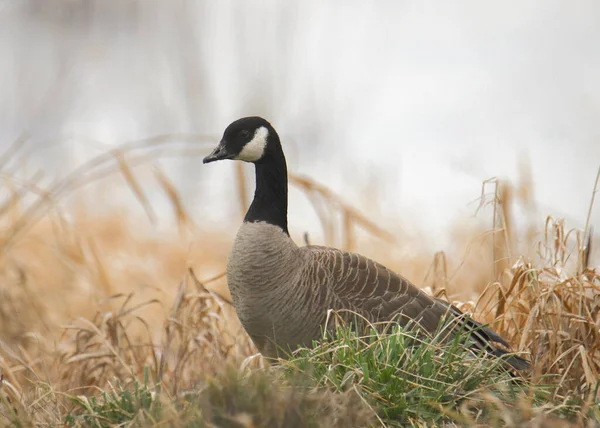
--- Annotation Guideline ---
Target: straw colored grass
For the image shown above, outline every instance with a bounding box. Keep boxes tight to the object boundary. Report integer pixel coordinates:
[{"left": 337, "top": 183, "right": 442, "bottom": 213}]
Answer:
[{"left": 0, "top": 135, "right": 598, "bottom": 426}]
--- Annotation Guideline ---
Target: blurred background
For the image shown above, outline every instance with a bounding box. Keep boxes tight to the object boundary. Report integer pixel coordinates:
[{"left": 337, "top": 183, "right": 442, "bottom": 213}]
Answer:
[
  {"left": 2, "top": 3, "right": 600, "bottom": 422},
  {"left": 0, "top": 0, "right": 599, "bottom": 287}
]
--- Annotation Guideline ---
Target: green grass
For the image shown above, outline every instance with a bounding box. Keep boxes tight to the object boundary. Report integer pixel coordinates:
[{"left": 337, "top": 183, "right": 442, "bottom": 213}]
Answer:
[
  {"left": 63, "top": 363, "right": 370, "bottom": 427},
  {"left": 283, "top": 323, "right": 533, "bottom": 426},
  {"left": 60, "top": 324, "right": 597, "bottom": 427},
  {"left": 64, "top": 371, "right": 371, "bottom": 427},
  {"left": 65, "top": 368, "right": 160, "bottom": 427}
]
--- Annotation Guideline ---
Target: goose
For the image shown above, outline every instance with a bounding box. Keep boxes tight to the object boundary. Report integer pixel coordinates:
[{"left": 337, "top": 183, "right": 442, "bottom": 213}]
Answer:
[{"left": 203, "top": 116, "right": 529, "bottom": 370}]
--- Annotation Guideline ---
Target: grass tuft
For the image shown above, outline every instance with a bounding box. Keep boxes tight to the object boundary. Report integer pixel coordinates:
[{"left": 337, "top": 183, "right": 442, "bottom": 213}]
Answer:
[{"left": 283, "top": 323, "right": 535, "bottom": 426}]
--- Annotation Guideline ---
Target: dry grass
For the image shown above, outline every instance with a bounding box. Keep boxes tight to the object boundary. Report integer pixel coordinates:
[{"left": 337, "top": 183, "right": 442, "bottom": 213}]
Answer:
[{"left": 0, "top": 136, "right": 598, "bottom": 425}]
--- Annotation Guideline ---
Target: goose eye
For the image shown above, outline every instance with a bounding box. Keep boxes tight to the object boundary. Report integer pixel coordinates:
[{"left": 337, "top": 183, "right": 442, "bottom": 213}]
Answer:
[{"left": 239, "top": 130, "right": 250, "bottom": 139}]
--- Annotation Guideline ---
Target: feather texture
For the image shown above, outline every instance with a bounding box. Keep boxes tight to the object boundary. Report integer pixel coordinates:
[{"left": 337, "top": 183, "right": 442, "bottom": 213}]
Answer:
[{"left": 226, "top": 222, "right": 529, "bottom": 370}]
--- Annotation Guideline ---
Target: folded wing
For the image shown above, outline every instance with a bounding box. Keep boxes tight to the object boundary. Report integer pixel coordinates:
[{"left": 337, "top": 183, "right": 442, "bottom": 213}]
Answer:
[{"left": 303, "top": 245, "right": 529, "bottom": 370}]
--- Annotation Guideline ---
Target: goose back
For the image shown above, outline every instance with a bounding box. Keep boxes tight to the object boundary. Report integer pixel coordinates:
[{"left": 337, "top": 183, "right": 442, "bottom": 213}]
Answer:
[{"left": 301, "top": 246, "right": 515, "bottom": 355}]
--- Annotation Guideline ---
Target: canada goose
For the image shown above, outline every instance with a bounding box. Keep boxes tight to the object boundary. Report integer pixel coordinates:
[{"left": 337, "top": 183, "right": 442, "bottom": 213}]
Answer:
[{"left": 203, "top": 116, "right": 529, "bottom": 370}]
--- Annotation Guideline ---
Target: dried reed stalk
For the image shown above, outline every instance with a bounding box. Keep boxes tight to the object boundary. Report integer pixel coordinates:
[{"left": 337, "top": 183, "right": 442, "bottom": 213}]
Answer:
[{"left": 289, "top": 174, "right": 394, "bottom": 248}]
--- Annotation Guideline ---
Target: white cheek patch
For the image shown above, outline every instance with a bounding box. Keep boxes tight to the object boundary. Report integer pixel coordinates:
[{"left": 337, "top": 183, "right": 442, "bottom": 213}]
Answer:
[{"left": 237, "top": 126, "right": 268, "bottom": 162}]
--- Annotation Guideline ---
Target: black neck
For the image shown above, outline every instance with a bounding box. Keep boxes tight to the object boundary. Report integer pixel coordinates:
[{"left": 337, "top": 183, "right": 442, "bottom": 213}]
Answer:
[{"left": 244, "top": 142, "right": 289, "bottom": 235}]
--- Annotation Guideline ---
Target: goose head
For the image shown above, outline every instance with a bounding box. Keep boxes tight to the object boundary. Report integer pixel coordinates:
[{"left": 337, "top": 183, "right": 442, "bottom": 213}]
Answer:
[{"left": 203, "top": 116, "right": 280, "bottom": 164}]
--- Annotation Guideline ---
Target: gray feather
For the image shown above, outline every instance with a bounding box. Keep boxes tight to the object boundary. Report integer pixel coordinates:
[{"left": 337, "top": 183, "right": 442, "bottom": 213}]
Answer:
[{"left": 226, "top": 221, "right": 529, "bottom": 370}]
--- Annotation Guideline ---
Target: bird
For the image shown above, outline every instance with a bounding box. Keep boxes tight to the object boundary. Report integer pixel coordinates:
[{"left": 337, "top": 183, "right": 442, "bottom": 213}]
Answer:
[{"left": 203, "top": 116, "right": 529, "bottom": 370}]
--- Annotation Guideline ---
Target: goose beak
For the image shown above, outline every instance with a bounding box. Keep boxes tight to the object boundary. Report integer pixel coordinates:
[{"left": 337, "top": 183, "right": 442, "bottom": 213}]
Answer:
[{"left": 203, "top": 141, "right": 232, "bottom": 164}]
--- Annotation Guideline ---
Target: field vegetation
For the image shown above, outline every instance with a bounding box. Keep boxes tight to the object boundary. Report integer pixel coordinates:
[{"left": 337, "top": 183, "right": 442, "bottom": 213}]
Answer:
[{"left": 0, "top": 136, "right": 598, "bottom": 426}]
